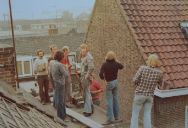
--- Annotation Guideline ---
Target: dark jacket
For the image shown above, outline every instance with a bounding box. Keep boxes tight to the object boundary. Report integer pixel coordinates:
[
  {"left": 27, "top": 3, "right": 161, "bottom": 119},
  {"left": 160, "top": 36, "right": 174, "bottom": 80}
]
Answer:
[{"left": 99, "top": 59, "right": 124, "bottom": 82}]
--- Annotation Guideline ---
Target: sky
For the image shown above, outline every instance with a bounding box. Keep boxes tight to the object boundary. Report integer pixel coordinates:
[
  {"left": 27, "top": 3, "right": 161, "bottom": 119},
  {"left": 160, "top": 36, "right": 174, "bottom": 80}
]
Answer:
[{"left": 0, "top": 0, "right": 95, "bottom": 20}]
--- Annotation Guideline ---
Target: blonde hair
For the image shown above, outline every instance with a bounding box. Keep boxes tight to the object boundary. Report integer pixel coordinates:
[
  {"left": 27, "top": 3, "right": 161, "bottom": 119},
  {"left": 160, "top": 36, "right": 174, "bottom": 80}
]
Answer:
[
  {"left": 146, "top": 54, "right": 160, "bottom": 67},
  {"left": 105, "top": 51, "right": 116, "bottom": 61},
  {"left": 62, "top": 46, "right": 70, "bottom": 52},
  {"left": 80, "top": 43, "right": 89, "bottom": 51}
]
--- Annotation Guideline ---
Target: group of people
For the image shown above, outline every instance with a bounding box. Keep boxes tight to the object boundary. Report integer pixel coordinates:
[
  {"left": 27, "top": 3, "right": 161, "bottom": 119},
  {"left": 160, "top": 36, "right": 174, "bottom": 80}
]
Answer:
[{"left": 34, "top": 43, "right": 163, "bottom": 128}]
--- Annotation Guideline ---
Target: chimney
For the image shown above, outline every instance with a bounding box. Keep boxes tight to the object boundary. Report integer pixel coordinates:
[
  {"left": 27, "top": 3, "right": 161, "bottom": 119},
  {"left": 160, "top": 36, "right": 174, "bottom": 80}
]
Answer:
[{"left": 0, "top": 44, "right": 16, "bottom": 88}]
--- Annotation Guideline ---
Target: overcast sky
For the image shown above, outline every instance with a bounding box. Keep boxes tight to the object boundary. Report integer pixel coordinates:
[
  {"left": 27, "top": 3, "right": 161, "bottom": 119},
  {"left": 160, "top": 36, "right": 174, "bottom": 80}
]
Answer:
[{"left": 0, "top": 0, "right": 95, "bottom": 20}]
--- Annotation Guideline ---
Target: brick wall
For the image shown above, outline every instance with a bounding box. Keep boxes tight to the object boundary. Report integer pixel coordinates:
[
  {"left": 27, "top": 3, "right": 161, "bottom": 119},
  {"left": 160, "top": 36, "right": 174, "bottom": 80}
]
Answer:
[
  {"left": 0, "top": 44, "right": 16, "bottom": 88},
  {"left": 154, "top": 95, "right": 188, "bottom": 128},
  {"left": 85, "top": 0, "right": 145, "bottom": 121}
]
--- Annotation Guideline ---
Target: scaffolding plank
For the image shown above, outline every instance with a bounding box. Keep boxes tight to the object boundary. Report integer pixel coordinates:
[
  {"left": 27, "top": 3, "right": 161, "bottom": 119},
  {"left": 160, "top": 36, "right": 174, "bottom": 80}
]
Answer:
[{"left": 66, "top": 108, "right": 104, "bottom": 128}]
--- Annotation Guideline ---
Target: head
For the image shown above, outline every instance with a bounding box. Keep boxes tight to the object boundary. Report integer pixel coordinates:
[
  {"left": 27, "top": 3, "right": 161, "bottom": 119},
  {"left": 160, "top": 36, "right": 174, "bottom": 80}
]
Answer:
[
  {"left": 105, "top": 51, "right": 116, "bottom": 61},
  {"left": 54, "top": 50, "right": 64, "bottom": 62},
  {"left": 62, "top": 46, "right": 70, "bottom": 57},
  {"left": 80, "top": 43, "right": 89, "bottom": 57},
  {"left": 36, "top": 49, "right": 44, "bottom": 59},
  {"left": 49, "top": 44, "right": 58, "bottom": 56},
  {"left": 146, "top": 54, "right": 160, "bottom": 67}
]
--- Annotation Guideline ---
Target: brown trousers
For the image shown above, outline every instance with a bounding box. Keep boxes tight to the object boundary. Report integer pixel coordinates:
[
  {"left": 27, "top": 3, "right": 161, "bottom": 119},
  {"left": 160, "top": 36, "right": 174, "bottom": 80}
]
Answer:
[{"left": 37, "top": 75, "right": 50, "bottom": 103}]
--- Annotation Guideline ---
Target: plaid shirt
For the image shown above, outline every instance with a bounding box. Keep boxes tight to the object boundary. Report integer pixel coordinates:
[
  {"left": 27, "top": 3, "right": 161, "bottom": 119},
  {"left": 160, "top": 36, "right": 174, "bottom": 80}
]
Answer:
[{"left": 133, "top": 66, "right": 163, "bottom": 96}]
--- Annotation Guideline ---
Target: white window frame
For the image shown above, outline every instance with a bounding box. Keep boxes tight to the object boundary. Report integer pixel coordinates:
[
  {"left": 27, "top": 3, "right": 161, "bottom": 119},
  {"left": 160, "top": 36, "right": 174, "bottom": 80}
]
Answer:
[{"left": 17, "top": 56, "right": 33, "bottom": 78}]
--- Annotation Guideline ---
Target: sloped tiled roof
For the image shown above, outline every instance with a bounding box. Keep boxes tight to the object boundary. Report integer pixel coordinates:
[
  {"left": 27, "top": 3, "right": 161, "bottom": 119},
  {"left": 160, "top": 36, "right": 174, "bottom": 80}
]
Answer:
[
  {"left": 0, "top": 95, "right": 64, "bottom": 128},
  {"left": 120, "top": 0, "right": 188, "bottom": 89}
]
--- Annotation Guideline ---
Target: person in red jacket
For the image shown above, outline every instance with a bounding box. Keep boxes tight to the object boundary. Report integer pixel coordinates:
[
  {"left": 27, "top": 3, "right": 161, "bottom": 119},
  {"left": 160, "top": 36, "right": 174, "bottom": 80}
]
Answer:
[{"left": 89, "top": 75, "right": 103, "bottom": 106}]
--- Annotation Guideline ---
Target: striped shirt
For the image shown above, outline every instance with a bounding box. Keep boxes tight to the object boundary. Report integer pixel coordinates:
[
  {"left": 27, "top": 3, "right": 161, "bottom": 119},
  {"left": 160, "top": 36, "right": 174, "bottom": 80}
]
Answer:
[{"left": 133, "top": 65, "right": 163, "bottom": 96}]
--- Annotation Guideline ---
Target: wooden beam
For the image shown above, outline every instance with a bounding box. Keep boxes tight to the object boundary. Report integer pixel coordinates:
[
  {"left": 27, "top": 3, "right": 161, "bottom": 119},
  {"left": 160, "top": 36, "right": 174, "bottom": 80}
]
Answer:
[
  {"left": 2, "top": 99, "right": 23, "bottom": 128},
  {"left": 66, "top": 108, "right": 104, "bottom": 128},
  {"left": 0, "top": 113, "right": 10, "bottom": 128}
]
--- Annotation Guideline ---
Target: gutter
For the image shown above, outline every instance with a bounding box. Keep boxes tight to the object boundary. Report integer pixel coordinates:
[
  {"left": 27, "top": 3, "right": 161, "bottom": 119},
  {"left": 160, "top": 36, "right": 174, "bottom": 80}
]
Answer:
[{"left": 154, "top": 87, "right": 188, "bottom": 98}]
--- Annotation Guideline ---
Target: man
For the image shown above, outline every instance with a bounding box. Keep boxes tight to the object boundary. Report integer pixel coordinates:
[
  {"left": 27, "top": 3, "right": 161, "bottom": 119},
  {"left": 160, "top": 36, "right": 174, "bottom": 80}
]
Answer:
[
  {"left": 33, "top": 49, "right": 50, "bottom": 104},
  {"left": 80, "top": 44, "right": 94, "bottom": 117}
]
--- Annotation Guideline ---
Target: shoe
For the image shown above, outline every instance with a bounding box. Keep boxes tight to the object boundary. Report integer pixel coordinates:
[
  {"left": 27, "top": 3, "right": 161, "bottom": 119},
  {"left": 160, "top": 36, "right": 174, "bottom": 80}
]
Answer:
[
  {"left": 103, "top": 120, "right": 113, "bottom": 125},
  {"left": 83, "top": 112, "right": 92, "bottom": 117}
]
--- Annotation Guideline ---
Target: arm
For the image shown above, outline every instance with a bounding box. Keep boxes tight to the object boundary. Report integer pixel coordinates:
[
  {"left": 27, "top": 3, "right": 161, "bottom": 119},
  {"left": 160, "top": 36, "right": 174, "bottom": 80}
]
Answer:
[
  {"left": 117, "top": 62, "right": 124, "bottom": 70},
  {"left": 99, "top": 64, "right": 105, "bottom": 80},
  {"left": 133, "top": 66, "right": 143, "bottom": 85},
  {"left": 91, "top": 81, "right": 103, "bottom": 94},
  {"left": 33, "top": 59, "right": 38, "bottom": 75},
  {"left": 85, "top": 55, "right": 94, "bottom": 79},
  {"left": 59, "top": 64, "right": 70, "bottom": 85}
]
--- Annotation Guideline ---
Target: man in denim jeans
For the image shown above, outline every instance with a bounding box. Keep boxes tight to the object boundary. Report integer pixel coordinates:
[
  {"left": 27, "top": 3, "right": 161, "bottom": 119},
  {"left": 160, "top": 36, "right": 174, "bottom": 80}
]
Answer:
[
  {"left": 99, "top": 51, "right": 124, "bottom": 124},
  {"left": 130, "top": 54, "right": 163, "bottom": 128}
]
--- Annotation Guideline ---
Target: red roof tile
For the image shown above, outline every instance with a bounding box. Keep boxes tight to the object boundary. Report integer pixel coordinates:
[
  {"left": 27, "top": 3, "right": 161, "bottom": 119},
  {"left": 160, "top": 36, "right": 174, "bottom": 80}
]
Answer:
[{"left": 120, "top": 0, "right": 188, "bottom": 89}]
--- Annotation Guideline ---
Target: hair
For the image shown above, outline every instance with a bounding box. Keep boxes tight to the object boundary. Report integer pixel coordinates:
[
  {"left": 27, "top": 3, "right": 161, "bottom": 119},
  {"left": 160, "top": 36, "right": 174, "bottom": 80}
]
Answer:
[
  {"left": 80, "top": 43, "right": 89, "bottom": 51},
  {"left": 105, "top": 51, "right": 116, "bottom": 61},
  {"left": 62, "top": 46, "right": 70, "bottom": 52},
  {"left": 54, "top": 50, "right": 64, "bottom": 62},
  {"left": 36, "top": 49, "right": 44, "bottom": 56},
  {"left": 49, "top": 44, "right": 57, "bottom": 52},
  {"left": 146, "top": 54, "right": 160, "bottom": 67}
]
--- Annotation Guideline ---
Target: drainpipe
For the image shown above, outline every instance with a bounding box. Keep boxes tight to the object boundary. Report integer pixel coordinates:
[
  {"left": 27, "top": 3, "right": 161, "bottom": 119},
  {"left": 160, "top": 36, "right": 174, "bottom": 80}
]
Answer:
[{"left": 8, "top": 0, "right": 19, "bottom": 88}]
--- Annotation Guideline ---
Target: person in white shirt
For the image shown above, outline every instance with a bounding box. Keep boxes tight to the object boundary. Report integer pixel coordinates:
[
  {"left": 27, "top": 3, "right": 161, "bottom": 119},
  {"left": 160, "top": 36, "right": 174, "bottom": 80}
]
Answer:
[{"left": 33, "top": 49, "right": 50, "bottom": 104}]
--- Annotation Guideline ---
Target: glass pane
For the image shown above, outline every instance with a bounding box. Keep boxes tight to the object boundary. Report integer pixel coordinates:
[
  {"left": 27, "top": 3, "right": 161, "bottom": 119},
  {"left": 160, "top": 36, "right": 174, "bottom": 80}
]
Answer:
[
  {"left": 23, "top": 61, "right": 31, "bottom": 74},
  {"left": 17, "top": 61, "right": 23, "bottom": 75}
]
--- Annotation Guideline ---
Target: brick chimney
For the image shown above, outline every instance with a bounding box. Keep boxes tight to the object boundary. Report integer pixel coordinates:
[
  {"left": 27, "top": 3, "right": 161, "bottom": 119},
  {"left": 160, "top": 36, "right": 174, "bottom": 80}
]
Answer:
[{"left": 0, "top": 44, "right": 16, "bottom": 88}]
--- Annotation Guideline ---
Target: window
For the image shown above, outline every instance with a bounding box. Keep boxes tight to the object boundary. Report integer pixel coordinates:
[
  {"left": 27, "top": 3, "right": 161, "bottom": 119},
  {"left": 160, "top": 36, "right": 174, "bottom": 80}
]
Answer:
[
  {"left": 180, "top": 21, "right": 188, "bottom": 38},
  {"left": 17, "top": 56, "right": 33, "bottom": 78}
]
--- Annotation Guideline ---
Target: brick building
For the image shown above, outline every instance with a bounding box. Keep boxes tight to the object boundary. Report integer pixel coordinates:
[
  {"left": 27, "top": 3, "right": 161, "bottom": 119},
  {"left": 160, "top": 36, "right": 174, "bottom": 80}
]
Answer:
[
  {"left": 85, "top": 0, "right": 188, "bottom": 128},
  {"left": 0, "top": 44, "right": 16, "bottom": 88}
]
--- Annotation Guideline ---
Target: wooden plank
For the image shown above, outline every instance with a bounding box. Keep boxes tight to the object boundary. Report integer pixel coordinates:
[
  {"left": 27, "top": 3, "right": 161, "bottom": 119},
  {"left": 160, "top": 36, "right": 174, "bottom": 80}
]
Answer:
[
  {"left": 30, "top": 109, "right": 48, "bottom": 128},
  {"left": 2, "top": 99, "right": 23, "bottom": 128},
  {"left": 66, "top": 108, "right": 104, "bottom": 128},
  {"left": 27, "top": 110, "right": 42, "bottom": 128},
  {"left": 15, "top": 107, "right": 32, "bottom": 128},
  {"left": 0, "top": 113, "right": 10, "bottom": 128}
]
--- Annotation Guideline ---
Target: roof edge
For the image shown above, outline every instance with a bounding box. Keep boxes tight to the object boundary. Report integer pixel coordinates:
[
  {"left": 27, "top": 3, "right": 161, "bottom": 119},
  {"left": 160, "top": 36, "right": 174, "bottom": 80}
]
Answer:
[{"left": 154, "top": 87, "right": 188, "bottom": 98}]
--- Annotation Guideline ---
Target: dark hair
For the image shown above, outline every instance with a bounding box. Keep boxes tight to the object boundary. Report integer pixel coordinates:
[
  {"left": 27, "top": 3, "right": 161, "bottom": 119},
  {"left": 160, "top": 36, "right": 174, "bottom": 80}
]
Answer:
[
  {"left": 54, "top": 50, "right": 64, "bottom": 62},
  {"left": 36, "top": 49, "right": 44, "bottom": 56}
]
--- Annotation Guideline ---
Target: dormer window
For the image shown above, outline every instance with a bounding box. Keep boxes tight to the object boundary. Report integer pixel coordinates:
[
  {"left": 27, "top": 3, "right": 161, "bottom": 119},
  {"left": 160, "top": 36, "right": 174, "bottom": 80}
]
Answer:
[{"left": 180, "top": 21, "right": 188, "bottom": 38}]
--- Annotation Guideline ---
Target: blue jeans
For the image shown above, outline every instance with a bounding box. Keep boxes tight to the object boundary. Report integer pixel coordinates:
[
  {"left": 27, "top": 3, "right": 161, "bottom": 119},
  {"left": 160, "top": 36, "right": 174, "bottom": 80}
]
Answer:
[
  {"left": 106, "top": 79, "right": 119, "bottom": 121},
  {"left": 130, "top": 95, "right": 153, "bottom": 128},
  {"left": 54, "top": 82, "right": 66, "bottom": 120},
  {"left": 81, "top": 77, "right": 93, "bottom": 113}
]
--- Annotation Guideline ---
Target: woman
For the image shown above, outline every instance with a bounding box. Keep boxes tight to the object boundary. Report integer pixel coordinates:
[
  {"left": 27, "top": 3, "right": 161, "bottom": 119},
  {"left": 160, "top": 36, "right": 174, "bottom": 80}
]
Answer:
[
  {"left": 99, "top": 51, "right": 124, "bottom": 124},
  {"left": 49, "top": 50, "right": 69, "bottom": 120},
  {"left": 80, "top": 43, "right": 94, "bottom": 117},
  {"left": 130, "top": 54, "right": 163, "bottom": 128}
]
